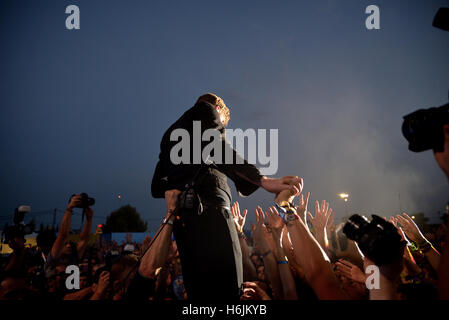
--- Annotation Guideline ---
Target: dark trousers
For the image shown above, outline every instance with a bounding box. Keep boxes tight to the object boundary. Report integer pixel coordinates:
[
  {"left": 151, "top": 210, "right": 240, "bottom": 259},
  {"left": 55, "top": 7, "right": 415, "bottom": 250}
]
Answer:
[{"left": 173, "top": 205, "right": 242, "bottom": 301}]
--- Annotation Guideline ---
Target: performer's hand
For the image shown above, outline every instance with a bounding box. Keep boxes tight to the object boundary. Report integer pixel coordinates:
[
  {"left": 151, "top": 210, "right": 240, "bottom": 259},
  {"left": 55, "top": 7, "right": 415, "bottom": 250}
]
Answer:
[
  {"left": 260, "top": 176, "right": 303, "bottom": 195},
  {"left": 164, "top": 189, "right": 182, "bottom": 214}
]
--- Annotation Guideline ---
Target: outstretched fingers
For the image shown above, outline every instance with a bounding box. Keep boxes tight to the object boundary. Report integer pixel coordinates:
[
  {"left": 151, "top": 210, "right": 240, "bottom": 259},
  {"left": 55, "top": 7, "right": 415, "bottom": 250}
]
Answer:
[
  {"left": 303, "top": 192, "right": 310, "bottom": 208},
  {"left": 307, "top": 211, "right": 314, "bottom": 222},
  {"left": 338, "top": 259, "right": 356, "bottom": 269},
  {"left": 242, "top": 209, "right": 248, "bottom": 219},
  {"left": 327, "top": 211, "right": 334, "bottom": 227},
  {"left": 231, "top": 202, "right": 237, "bottom": 219},
  {"left": 395, "top": 214, "right": 410, "bottom": 228},
  {"left": 269, "top": 206, "right": 279, "bottom": 216},
  {"left": 255, "top": 206, "right": 265, "bottom": 224}
]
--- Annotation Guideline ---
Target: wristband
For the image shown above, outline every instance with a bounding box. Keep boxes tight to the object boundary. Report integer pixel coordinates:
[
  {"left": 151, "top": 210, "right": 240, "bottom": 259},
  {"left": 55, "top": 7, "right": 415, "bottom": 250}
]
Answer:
[
  {"left": 408, "top": 242, "right": 419, "bottom": 252},
  {"left": 162, "top": 217, "right": 174, "bottom": 225},
  {"left": 274, "top": 202, "right": 298, "bottom": 224},
  {"left": 277, "top": 260, "right": 288, "bottom": 265}
]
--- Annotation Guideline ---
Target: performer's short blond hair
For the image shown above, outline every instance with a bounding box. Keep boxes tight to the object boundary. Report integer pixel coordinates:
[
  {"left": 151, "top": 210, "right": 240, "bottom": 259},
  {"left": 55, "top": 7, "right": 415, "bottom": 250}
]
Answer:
[{"left": 196, "top": 93, "right": 230, "bottom": 125}]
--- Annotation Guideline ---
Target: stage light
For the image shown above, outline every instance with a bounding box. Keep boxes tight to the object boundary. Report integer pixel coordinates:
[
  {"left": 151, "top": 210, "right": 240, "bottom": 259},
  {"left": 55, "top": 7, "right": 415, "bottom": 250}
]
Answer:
[{"left": 338, "top": 193, "right": 349, "bottom": 203}]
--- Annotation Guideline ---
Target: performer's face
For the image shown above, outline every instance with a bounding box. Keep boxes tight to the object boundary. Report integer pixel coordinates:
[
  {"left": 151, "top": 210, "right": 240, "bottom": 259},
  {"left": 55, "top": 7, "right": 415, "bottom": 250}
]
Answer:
[{"left": 216, "top": 105, "right": 230, "bottom": 127}]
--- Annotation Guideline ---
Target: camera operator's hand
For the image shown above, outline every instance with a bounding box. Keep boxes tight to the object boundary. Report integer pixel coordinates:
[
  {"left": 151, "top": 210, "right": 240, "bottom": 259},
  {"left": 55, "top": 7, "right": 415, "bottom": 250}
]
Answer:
[
  {"left": 67, "top": 194, "right": 82, "bottom": 210},
  {"left": 260, "top": 176, "right": 303, "bottom": 195},
  {"left": 164, "top": 189, "right": 182, "bottom": 214}
]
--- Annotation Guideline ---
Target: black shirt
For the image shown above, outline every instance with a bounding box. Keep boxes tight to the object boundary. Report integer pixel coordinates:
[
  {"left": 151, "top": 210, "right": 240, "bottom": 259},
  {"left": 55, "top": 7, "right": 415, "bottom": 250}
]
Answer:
[{"left": 151, "top": 101, "right": 262, "bottom": 202}]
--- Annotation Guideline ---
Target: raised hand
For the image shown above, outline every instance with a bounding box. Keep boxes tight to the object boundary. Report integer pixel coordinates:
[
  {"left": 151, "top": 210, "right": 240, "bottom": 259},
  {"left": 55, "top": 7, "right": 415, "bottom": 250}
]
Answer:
[
  {"left": 335, "top": 259, "right": 366, "bottom": 284},
  {"left": 231, "top": 201, "right": 247, "bottom": 233},
  {"left": 141, "top": 235, "right": 152, "bottom": 255},
  {"left": 265, "top": 206, "right": 284, "bottom": 234},
  {"left": 84, "top": 206, "right": 94, "bottom": 220},
  {"left": 327, "top": 211, "right": 335, "bottom": 230},
  {"left": 97, "top": 271, "right": 110, "bottom": 295},
  {"left": 389, "top": 216, "right": 409, "bottom": 243},
  {"left": 240, "top": 281, "right": 271, "bottom": 300},
  {"left": 395, "top": 213, "right": 428, "bottom": 244},
  {"left": 164, "top": 189, "right": 182, "bottom": 213},
  {"left": 252, "top": 206, "right": 269, "bottom": 252},
  {"left": 68, "top": 194, "right": 82, "bottom": 210},
  {"left": 307, "top": 200, "right": 333, "bottom": 233},
  {"left": 295, "top": 192, "right": 310, "bottom": 223}
]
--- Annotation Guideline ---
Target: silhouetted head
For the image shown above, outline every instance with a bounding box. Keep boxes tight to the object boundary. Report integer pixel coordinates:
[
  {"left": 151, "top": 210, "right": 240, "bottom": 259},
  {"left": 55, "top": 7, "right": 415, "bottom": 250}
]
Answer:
[{"left": 196, "top": 93, "right": 230, "bottom": 126}]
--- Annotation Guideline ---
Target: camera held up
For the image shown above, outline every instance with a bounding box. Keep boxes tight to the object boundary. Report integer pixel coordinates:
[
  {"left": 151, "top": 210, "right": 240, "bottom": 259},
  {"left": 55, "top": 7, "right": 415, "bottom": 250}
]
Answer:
[
  {"left": 68, "top": 193, "right": 95, "bottom": 209},
  {"left": 343, "top": 214, "right": 405, "bottom": 266}
]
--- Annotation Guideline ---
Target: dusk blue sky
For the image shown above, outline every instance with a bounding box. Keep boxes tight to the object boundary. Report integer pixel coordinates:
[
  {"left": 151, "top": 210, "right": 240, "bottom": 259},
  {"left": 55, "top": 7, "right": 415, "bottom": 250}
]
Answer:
[{"left": 1, "top": 0, "right": 449, "bottom": 232}]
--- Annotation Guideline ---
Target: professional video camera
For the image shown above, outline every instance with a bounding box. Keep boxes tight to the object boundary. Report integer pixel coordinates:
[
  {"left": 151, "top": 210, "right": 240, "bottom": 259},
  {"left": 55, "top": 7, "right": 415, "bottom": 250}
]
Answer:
[
  {"left": 402, "top": 7, "right": 449, "bottom": 152},
  {"left": 433, "top": 7, "right": 449, "bottom": 31},
  {"left": 402, "top": 102, "right": 449, "bottom": 152},
  {"left": 343, "top": 214, "right": 405, "bottom": 266}
]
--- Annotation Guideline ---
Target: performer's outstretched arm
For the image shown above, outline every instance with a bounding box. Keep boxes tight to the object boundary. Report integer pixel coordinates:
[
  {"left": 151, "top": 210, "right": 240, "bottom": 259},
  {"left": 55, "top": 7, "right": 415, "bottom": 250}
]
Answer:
[{"left": 196, "top": 102, "right": 303, "bottom": 196}]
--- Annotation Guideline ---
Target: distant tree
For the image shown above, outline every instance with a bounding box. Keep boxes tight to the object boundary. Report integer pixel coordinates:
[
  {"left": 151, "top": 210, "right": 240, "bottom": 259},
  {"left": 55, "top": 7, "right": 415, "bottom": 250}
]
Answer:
[{"left": 103, "top": 204, "right": 147, "bottom": 233}]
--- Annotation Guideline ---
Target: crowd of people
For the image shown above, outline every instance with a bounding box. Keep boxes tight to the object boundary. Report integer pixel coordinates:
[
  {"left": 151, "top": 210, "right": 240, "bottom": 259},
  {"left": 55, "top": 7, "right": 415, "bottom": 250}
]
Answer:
[{"left": 0, "top": 183, "right": 448, "bottom": 300}]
